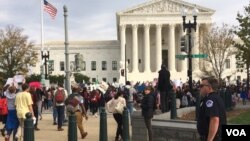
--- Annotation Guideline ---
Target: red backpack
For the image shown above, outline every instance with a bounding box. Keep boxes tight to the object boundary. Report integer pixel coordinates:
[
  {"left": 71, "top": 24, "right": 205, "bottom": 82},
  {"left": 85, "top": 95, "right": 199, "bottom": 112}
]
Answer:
[
  {"left": 0, "top": 98, "right": 8, "bottom": 115},
  {"left": 55, "top": 89, "right": 65, "bottom": 103}
]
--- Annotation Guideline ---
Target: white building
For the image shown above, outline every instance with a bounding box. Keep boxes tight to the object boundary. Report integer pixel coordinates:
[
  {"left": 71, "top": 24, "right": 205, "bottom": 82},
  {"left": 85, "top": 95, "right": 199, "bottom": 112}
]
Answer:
[{"left": 32, "top": 0, "right": 246, "bottom": 84}]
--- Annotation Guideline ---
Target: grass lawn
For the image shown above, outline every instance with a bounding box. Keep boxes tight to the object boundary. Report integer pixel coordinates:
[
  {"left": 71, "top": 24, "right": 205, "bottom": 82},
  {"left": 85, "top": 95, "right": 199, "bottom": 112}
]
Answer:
[
  {"left": 228, "top": 108, "right": 250, "bottom": 124},
  {"left": 179, "top": 107, "right": 250, "bottom": 124}
]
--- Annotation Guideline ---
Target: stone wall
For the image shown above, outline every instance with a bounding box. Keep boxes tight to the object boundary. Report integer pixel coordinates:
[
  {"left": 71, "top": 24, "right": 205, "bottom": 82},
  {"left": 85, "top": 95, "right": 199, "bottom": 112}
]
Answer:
[
  {"left": 131, "top": 111, "right": 148, "bottom": 141},
  {"left": 152, "top": 119, "right": 199, "bottom": 141},
  {"left": 131, "top": 109, "right": 199, "bottom": 141}
]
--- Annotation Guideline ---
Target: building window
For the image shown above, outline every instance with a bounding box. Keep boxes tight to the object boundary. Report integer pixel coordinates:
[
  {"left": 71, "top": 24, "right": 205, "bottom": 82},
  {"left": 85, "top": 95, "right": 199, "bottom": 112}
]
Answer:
[
  {"left": 91, "top": 61, "right": 96, "bottom": 71},
  {"left": 112, "top": 61, "right": 117, "bottom": 70},
  {"left": 225, "top": 59, "right": 230, "bottom": 69},
  {"left": 48, "top": 60, "right": 54, "bottom": 71},
  {"left": 102, "top": 61, "right": 107, "bottom": 71},
  {"left": 60, "top": 61, "right": 64, "bottom": 71},
  {"left": 70, "top": 61, "right": 76, "bottom": 71},
  {"left": 127, "top": 59, "right": 130, "bottom": 64},
  {"left": 82, "top": 61, "right": 86, "bottom": 71},
  {"left": 92, "top": 78, "right": 96, "bottom": 83},
  {"left": 113, "top": 78, "right": 117, "bottom": 83},
  {"left": 102, "top": 78, "right": 106, "bottom": 82}
]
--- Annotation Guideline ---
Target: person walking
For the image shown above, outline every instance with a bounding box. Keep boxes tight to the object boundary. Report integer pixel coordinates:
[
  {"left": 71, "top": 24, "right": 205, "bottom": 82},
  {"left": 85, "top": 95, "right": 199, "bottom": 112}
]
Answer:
[
  {"left": 29, "top": 86, "right": 40, "bottom": 131},
  {"left": 141, "top": 86, "right": 155, "bottom": 141},
  {"left": 4, "top": 85, "right": 19, "bottom": 141},
  {"left": 106, "top": 91, "right": 126, "bottom": 141},
  {"left": 124, "top": 81, "right": 137, "bottom": 116},
  {"left": 53, "top": 83, "right": 68, "bottom": 131},
  {"left": 197, "top": 77, "right": 227, "bottom": 141},
  {"left": 15, "top": 83, "right": 34, "bottom": 141},
  {"left": 157, "top": 64, "right": 171, "bottom": 113},
  {"left": 65, "top": 82, "right": 88, "bottom": 139}
]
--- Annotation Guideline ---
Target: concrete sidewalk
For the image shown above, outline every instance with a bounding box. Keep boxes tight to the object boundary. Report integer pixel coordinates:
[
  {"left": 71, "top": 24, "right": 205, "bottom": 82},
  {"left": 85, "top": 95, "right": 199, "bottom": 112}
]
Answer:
[{"left": 0, "top": 111, "right": 118, "bottom": 141}]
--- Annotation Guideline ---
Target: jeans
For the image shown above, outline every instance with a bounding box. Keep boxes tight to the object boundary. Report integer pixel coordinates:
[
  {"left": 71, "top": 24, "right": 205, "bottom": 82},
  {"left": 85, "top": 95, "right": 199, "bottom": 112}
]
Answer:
[
  {"left": 56, "top": 106, "right": 65, "bottom": 128},
  {"left": 144, "top": 117, "right": 153, "bottom": 141},
  {"left": 53, "top": 107, "right": 58, "bottom": 123},
  {"left": 37, "top": 100, "right": 42, "bottom": 117},
  {"left": 113, "top": 113, "right": 123, "bottom": 139},
  {"left": 126, "top": 101, "right": 134, "bottom": 115}
]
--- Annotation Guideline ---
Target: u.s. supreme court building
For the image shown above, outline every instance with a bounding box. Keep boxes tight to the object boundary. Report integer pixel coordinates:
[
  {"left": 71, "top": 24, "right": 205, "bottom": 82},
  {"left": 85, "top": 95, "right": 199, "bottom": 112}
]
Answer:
[{"left": 32, "top": 0, "right": 246, "bottom": 84}]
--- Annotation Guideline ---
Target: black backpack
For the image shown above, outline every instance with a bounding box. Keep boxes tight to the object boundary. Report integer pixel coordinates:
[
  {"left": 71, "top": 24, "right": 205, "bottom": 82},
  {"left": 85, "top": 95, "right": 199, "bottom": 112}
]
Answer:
[{"left": 123, "top": 87, "right": 130, "bottom": 101}]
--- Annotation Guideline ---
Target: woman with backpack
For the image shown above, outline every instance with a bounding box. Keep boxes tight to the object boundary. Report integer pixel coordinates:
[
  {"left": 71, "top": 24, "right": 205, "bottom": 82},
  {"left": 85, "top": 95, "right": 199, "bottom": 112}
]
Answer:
[{"left": 4, "top": 85, "right": 19, "bottom": 141}]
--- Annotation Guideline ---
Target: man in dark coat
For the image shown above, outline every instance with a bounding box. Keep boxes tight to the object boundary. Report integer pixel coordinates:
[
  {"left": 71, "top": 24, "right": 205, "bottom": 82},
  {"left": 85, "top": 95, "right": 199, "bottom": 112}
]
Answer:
[{"left": 157, "top": 64, "right": 171, "bottom": 113}]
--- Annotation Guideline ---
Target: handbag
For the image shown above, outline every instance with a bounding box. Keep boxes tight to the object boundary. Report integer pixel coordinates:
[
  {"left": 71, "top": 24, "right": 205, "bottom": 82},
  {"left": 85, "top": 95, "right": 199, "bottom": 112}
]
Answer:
[
  {"left": 115, "top": 101, "right": 125, "bottom": 114},
  {"left": 106, "top": 99, "right": 115, "bottom": 113}
]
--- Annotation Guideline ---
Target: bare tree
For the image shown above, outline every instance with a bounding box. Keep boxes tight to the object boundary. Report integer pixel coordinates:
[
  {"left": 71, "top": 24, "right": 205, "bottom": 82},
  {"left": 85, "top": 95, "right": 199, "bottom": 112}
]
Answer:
[
  {"left": 200, "top": 23, "right": 236, "bottom": 83},
  {"left": 0, "top": 25, "right": 38, "bottom": 81}
]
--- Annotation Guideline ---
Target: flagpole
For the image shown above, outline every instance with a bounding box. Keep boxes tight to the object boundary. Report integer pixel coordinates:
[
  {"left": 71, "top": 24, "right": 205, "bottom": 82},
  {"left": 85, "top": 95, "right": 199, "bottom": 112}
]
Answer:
[
  {"left": 41, "top": 0, "right": 44, "bottom": 51},
  {"left": 40, "top": 0, "right": 45, "bottom": 86}
]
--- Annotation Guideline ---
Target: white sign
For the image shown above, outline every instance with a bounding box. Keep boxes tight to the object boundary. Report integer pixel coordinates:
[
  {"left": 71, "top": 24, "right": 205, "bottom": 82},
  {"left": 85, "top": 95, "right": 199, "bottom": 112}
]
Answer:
[
  {"left": 5, "top": 78, "right": 14, "bottom": 86},
  {"left": 13, "top": 75, "right": 25, "bottom": 83}
]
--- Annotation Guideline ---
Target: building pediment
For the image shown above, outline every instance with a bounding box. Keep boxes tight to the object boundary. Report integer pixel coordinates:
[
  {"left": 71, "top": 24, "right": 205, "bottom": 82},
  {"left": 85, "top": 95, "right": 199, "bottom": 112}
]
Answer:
[{"left": 118, "top": 0, "right": 215, "bottom": 15}]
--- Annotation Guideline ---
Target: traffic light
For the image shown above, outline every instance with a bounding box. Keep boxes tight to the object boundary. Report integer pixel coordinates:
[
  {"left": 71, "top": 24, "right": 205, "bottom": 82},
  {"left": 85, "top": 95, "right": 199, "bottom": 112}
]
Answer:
[
  {"left": 121, "top": 69, "right": 125, "bottom": 76},
  {"left": 180, "top": 35, "right": 188, "bottom": 53}
]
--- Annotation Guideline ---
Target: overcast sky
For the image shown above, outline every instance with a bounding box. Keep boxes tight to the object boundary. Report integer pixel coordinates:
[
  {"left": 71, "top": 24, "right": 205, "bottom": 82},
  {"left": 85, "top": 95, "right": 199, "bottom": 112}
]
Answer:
[{"left": 0, "top": 0, "right": 248, "bottom": 44}]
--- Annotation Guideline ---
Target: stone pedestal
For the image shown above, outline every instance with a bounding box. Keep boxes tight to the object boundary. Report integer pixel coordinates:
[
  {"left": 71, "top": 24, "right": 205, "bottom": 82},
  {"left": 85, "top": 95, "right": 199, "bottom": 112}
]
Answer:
[{"left": 131, "top": 111, "right": 148, "bottom": 141}]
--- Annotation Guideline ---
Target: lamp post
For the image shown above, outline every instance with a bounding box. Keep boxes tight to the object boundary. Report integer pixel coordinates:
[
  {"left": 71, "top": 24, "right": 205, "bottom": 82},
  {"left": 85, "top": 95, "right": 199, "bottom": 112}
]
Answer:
[
  {"left": 181, "top": 6, "right": 198, "bottom": 93},
  {"left": 64, "top": 5, "right": 71, "bottom": 94},
  {"left": 41, "top": 49, "right": 50, "bottom": 79}
]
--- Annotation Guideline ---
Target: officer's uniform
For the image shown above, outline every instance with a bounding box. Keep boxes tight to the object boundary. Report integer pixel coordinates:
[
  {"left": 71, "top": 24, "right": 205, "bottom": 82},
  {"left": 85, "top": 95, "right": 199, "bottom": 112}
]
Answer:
[{"left": 197, "top": 92, "right": 227, "bottom": 141}]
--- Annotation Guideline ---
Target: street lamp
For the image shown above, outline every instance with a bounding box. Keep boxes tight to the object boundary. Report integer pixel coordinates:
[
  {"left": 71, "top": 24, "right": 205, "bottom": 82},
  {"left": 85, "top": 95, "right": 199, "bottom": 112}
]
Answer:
[
  {"left": 181, "top": 6, "right": 198, "bottom": 93},
  {"left": 41, "top": 48, "right": 50, "bottom": 79}
]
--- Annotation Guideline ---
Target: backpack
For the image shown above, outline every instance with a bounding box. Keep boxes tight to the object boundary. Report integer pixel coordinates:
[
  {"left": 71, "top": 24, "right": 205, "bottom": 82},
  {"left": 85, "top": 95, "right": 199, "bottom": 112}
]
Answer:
[
  {"left": 55, "top": 89, "right": 65, "bottom": 103},
  {"left": 123, "top": 87, "right": 130, "bottom": 101},
  {"left": 65, "top": 94, "right": 80, "bottom": 107},
  {"left": 0, "top": 98, "right": 8, "bottom": 115}
]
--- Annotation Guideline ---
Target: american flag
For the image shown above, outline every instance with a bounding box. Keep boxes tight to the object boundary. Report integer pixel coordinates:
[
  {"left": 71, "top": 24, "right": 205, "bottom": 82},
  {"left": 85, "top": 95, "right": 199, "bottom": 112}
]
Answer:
[{"left": 44, "top": 0, "right": 57, "bottom": 19}]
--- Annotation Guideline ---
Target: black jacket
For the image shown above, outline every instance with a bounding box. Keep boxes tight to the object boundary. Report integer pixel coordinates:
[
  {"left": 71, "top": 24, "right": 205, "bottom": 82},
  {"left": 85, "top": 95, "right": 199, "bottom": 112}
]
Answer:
[
  {"left": 157, "top": 68, "right": 170, "bottom": 91},
  {"left": 141, "top": 93, "right": 154, "bottom": 118}
]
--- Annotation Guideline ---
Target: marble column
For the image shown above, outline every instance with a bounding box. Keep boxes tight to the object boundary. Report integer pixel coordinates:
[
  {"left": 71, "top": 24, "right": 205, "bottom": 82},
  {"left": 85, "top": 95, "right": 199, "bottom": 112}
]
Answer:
[
  {"left": 144, "top": 24, "right": 150, "bottom": 72},
  {"left": 156, "top": 24, "right": 162, "bottom": 72},
  {"left": 120, "top": 24, "right": 126, "bottom": 64},
  {"left": 168, "top": 24, "right": 176, "bottom": 72},
  {"left": 132, "top": 24, "right": 139, "bottom": 73},
  {"left": 192, "top": 24, "right": 199, "bottom": 71}
]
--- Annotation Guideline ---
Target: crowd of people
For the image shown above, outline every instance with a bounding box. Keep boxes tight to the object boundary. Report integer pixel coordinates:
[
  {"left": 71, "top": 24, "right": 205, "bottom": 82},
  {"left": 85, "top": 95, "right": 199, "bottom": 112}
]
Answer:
[{"left": 0, "top": 69, "right": 249, "bottom": 141}]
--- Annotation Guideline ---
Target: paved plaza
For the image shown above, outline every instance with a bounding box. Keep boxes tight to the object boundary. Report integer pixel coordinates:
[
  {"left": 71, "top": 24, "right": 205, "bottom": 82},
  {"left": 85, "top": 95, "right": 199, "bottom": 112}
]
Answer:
[
  {"left": 0, "top": 111, "right": 119, "bottom": 141},
  {"left": 0, "top": 101, "right": 249, "bottom": 141}
]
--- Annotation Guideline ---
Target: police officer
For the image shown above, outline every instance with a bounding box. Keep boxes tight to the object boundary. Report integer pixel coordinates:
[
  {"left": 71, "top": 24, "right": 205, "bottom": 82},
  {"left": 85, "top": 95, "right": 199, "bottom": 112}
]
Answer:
[{"left": 197, "top": 77, "right": 227, "bottom": 141}]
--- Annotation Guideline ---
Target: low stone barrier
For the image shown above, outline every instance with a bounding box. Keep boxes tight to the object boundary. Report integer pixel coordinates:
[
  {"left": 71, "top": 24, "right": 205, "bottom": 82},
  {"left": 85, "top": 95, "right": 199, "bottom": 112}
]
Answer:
[
  {"left": 131, "top": 107, "right": 199, "bottom": 141},
  {"left": 152, "top": 119, "right": 199, "bottom": 141}
]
